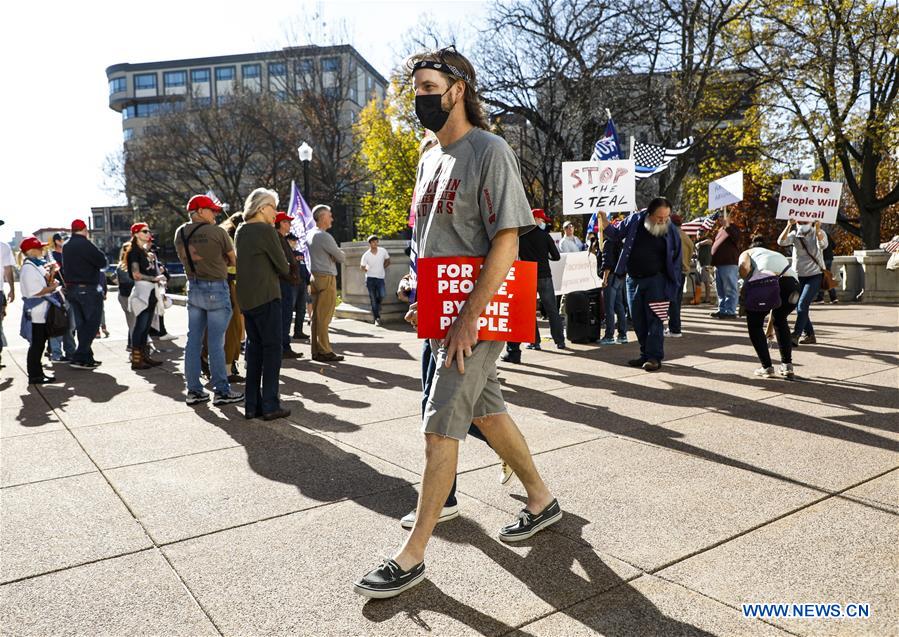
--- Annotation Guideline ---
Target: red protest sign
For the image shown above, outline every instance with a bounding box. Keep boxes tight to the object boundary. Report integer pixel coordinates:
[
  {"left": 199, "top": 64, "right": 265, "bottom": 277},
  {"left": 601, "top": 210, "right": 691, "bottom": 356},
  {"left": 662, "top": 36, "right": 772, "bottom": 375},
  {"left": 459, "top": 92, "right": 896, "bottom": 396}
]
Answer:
[{"left": 416, "top": 257, "right": 537, "bottom": 342}]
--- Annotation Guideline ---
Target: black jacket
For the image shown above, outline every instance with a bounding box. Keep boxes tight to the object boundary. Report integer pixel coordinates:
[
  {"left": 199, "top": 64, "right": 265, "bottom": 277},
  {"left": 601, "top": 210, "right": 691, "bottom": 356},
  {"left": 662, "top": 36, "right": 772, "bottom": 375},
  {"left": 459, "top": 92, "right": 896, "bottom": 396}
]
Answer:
[
  {"left": 61, "top": 234, "right": 106, "bottom": 286},
  {"left": 518, "top": 227, "right": 560, "bottom": 279}
]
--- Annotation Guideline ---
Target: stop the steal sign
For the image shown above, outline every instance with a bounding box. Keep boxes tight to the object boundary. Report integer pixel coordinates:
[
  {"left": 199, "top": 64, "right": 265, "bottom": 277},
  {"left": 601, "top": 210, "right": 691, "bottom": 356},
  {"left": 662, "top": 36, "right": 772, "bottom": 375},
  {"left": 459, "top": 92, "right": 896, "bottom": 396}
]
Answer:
[{"left": 416, "top": 257, "right": 537, "bottom": 342}]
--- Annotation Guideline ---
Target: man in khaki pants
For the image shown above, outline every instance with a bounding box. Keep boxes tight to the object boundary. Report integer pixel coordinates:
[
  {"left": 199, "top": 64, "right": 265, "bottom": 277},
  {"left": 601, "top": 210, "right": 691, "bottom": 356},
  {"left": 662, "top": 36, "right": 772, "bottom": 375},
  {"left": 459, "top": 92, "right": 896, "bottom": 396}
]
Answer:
[{"left": 307, "top": 205, "right": 346, "bottom": 362}]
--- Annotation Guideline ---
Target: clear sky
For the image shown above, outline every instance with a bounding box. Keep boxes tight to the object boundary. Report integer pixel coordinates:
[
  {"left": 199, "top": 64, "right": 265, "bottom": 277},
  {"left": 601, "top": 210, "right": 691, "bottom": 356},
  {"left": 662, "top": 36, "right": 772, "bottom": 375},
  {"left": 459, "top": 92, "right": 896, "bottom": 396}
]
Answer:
[{"left": 0, "top": 0, "right": 485, "bottom": 242}]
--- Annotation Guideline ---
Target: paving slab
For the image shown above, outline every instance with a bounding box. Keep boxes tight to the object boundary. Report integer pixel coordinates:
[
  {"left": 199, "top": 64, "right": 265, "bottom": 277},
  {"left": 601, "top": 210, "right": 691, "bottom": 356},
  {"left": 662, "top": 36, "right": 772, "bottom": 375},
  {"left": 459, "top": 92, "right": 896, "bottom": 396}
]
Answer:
[
  {"left": 105, "top": 421, "right": 420, "bottom": 544},
  {"left": 514, "top": 574, "right": 791, "bottom": 636},
  {"left": 458, "top": 436, "right": 820, "bottom": 571},
  {"left": 163, "top": 493, "right": 639, "bottom": 636},
  {"left": 0, "top": 550, "right": 218, "bottom": 636},
  {"left": 70, "top": 409, "right": 253, "bottom": 469},
  {"left": 283, "top": 384, "right": 422, "bottom": 433},
  {"left": 53, "top": 383, "right": 196, "bottom": 428},
  {"left": 659, "top": 472, "right": 899, "bottom": 637},
  {"left": 1, "top": 429, "right": 96, "bottom": 487},
  {"left": 621, "top": 406, "right": 899, "bottom": 492},
  {"left": 1, "top": 472, "right": 151, "bottom": 582}
]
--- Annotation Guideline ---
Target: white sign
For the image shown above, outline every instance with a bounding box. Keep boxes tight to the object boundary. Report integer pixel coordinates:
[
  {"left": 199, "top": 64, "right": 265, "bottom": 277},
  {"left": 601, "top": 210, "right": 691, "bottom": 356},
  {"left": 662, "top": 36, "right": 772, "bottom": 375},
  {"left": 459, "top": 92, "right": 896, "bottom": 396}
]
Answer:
[
  {"left": 562, "top": 159, "right": 635, "bottom": 215},
  {"left": 708, "top": 170, "right": 743, "bottom": 210},
  {"left": 550, "top": 251, "right": 602, "bottom": 294},
  {"left": 549, "top": 231, "right": 562, "bottom": 250},
  {"left": 776, "top": 179, "right": 842, "bottom": 224}
]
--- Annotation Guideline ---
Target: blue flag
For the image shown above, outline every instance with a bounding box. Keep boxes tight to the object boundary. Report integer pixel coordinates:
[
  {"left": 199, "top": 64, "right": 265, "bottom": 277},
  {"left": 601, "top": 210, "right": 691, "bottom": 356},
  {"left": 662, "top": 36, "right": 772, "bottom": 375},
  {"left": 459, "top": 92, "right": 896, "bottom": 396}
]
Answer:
[
  {"left": 287, "top": 180, "right": 316, "bottom": 266},
  {"left": 590, "top": 118, "right": 622, "bottom": 161}
]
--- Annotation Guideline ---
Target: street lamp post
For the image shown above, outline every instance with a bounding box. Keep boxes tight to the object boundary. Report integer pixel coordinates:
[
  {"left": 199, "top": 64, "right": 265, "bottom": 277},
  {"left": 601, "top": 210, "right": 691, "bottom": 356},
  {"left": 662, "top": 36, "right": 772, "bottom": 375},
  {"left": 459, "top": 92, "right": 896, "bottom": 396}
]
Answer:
[{"left": 298, "top": 142, "right": 313, "bottom": 198}]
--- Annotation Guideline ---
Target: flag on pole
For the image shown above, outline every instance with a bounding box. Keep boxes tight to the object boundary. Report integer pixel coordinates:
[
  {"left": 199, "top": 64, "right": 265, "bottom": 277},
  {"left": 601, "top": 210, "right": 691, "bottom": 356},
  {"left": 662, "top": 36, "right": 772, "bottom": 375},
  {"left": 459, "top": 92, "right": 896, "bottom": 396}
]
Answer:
[
  {"left": 680, "top": 211, "right": 720, "bottom": 237},
  {"left": 590, "top": 118, "right": 622, "bottom": 161},
  {"left": 287, "top": 180, "right": 316, "bottom": 266},
  {"left": 648, "top": 300, "right": 669, "bottom": 323},
  {"left": 632, "top": 137, "right": 694, "bottom": 180},
  {"left": 204, "top": 190, "right": 225, "bottom": 208}
]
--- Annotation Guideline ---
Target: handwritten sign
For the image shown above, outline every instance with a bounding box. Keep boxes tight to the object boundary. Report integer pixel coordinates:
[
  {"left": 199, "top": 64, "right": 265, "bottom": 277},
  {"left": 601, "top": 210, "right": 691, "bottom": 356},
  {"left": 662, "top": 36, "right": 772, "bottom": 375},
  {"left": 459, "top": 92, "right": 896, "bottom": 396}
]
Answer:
[
  {"left": 708, "top": 170, "right": 743, "bottom": 210},
  {"left": 776, "top": 179, "right": 842, "bottom": 224},
  {"left": 562, "top": 159, "right": 635, "bottom": 215},
  {"left": 549, "top": 252, "right": 602, "bottom": 294},
  {"left": 416, "top": 257, "right": 537, "bottom": 341}
]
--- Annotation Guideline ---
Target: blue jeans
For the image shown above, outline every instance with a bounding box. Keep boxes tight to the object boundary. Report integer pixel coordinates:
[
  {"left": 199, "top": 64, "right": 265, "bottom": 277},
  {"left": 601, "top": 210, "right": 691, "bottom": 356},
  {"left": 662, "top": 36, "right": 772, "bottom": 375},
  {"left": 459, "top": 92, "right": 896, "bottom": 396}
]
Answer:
[
  {"left": 185, "top": 279, "right": 232, "bottom": 395},
  {"left": 421, "top": 338, "right": 489, "bottom": 507},
  {"left": 132, "top": 293, "right": 157, "bottom": 349},
  {"left": 279, "top": 281, "right": 295, "bottom": 351},
  {"left": 67, "top": 285, "right": 103, "bottom": 363},
  {"left": 603, "top": 274, "right": 627, "bottom": 339},
  {"left": 626, "top": 273, "right": 666, "bottom": 362},
  {"left": 366, "top": 277, "right": 386, "bottom": 320},
  {"left": 715, "top": 265, "right": 739, "bottom": 316},
  {"left": 537, "top": 276, "right": 565, "bottom": 347},
  {"left": 668, "top": 272, "right": 684, "bottom": 333},
  {"left": 795, "top": 274, "right": 822, "bottom": 338},
  {"left": 243, "top": 299, "right": 283, "bottom": 416}
]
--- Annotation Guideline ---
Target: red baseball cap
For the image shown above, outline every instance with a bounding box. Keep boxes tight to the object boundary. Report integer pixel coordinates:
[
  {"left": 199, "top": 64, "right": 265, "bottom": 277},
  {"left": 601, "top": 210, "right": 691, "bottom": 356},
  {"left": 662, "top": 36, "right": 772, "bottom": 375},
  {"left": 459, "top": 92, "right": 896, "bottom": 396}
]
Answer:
[
  {"left": 186, "top": 194, "right": 223, "bottom": 213},
  {"left": 71, "top": 219, "right": 87, "bottom": 231},
  {"left": 274, "top": 212, "right": 294, "bottom": 225},
  {"left": 20, "top": 236, "right": 47, "bottom": 253},
  {"left": 532, "top": 209, "right": 550, "bottom": 222},
  {"left": 131, "top": 222, "right": 149, "bottom": 235}
]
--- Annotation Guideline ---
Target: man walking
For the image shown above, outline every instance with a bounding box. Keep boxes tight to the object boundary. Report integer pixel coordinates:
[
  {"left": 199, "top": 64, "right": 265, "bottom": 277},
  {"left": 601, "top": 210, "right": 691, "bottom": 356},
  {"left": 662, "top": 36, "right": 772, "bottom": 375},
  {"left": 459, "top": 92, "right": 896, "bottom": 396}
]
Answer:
[
  {"left": 598, "top": 198, "right": 682, "bottom": 371},
  {"left": 307, "top": 205, "right": 345, "bottom": 362},
  {"left": 274, "top": 212, "right": 303, "bottom": 359},
  {"left": 354, "top": 47, "right": 560, "bottom": 599},
  {"left": 501, "top": 209, "right": 563, "bottom": 364},
  {"left": 710, "top": 209, "right": 740, "bottom": 319},
  {"left": 360, "top": 234, "right": 390, "bottom": 326},
  {"left": 175, "top": 194, "right": 244, "bottom": 406},
  {"left": 62, "top": 219, "right": 107, "bottom": 369}
]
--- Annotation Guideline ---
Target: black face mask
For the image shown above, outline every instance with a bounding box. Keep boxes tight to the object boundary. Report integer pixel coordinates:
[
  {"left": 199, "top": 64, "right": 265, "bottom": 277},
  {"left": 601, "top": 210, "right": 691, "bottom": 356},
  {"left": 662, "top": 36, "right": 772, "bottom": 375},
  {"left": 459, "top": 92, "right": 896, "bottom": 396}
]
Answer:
[{"left": 415, "top": 89, "right": 452, "bottom": 132}]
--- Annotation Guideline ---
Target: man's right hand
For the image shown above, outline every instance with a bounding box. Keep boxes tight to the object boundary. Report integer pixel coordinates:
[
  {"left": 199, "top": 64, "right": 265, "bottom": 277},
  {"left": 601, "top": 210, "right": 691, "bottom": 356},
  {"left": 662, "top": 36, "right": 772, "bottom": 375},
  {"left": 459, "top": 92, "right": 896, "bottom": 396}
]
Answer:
[{"left": 405, "top": 302, "right": 418, "bottom": 327}]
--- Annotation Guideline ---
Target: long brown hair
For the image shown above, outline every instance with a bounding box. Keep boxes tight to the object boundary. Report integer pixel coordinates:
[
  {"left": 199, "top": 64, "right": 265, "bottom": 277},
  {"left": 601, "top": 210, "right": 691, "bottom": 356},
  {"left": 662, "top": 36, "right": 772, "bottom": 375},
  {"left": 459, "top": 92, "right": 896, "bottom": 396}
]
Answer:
[{"left": 406, "top": 47, "right": 489, "bottom": 130}]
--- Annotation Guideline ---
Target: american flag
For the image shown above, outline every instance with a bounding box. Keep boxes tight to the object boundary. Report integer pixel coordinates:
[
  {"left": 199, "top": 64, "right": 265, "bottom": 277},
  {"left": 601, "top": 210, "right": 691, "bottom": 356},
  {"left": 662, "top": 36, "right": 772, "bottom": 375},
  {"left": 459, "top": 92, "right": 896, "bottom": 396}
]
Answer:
[
  {"left": 648, "top": 300, "right": 669, "bottom": 323},
  {"left": 205, "top": 190, "right": 225, "bottom": 208},
  {"left": 633, "top": 137, "right": 694, "bottom": 180},
  {"left": 287, "top": 180, "right": 316, "bottom": 266},
  {"left": 680, "top": 211, "right": 720, "bottom": 237},
  {"left": 880, "top": 239, "right": 899, "bottom": 253}
]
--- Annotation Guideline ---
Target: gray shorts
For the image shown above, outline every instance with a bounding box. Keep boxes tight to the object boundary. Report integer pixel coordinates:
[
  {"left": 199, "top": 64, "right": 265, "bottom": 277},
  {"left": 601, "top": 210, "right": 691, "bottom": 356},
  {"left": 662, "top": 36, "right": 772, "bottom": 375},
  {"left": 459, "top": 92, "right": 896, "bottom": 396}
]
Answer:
[{"left": 422, "top": 339, "right": 507, "bottom": 441}]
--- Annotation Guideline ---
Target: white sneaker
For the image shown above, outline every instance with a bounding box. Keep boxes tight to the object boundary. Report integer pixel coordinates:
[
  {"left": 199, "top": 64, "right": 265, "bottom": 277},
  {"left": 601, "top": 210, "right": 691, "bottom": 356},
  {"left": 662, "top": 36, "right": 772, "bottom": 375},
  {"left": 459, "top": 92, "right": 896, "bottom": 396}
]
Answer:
[
  {"left": 779, "top": 363, "right": 794, "bottom": 379},
  {"left": 754, "top": 366, "right": 775, "bottom": 378},
  {"left": 159, "top": 333, "right": 178, "bottom": 341},
  {"left": 400, "top": 504, "right": 459, "bottom": 530},
  {"left": 500, "top": 461, "right": 515, "bottom": 485}
]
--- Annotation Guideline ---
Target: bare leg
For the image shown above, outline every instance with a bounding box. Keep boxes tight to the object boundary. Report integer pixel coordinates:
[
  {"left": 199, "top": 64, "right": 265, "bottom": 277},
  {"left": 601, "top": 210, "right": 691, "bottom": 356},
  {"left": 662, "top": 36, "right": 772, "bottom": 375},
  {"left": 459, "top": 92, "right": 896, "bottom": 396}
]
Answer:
[
  {"left": 393, "top": 433, "right": 458, "bottom": 570},
  {"left": 473, "top": 412, "right": 553, "bottom": 513}
]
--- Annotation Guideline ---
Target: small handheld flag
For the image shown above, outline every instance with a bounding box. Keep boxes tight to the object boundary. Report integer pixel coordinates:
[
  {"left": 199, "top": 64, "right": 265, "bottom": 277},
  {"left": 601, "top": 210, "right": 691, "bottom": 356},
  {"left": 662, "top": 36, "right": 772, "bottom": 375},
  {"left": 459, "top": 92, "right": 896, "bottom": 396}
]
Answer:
[{"left": 633, "top": 137, "right": 694, "bottom": 180}]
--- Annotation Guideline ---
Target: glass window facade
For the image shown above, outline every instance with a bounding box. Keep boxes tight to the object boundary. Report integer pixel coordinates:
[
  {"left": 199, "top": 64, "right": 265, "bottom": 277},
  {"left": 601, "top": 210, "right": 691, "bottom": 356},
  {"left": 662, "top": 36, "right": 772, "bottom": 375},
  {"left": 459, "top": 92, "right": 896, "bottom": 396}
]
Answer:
[
  {"left": 268, "top": 62, "right": 286, "bottom": 76},
  {"left": 194, "top": 97, "right": 212, "bottom": 107},
  {"left": 242, "top": 64, "right": 261, "bottom": 79},
  {"left": 123, "top": 129, "right": 134, "bottom": 142},
  {"left": 322, "top": 57, "right": 340, "bottom": 72},
  {"left": 134, "top": 73, "right": 157, "bottom": 90},
  {"left": 215, "top": 67, "right": 235, "bottom": 81},
  {"left": 191, "top": 69, "right": 211, "bottom": 83},
  {"left": 164, "top": 71, "right": 187, "bottom": 87},
  {"left": 109, "top": 77, "right": 127, "bottom": 94}
]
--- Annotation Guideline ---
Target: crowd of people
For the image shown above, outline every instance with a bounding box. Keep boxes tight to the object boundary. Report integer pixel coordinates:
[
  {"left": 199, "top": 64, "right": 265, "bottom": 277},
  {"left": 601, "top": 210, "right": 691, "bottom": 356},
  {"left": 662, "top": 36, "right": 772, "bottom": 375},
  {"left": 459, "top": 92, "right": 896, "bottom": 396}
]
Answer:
[{"left": 0, "top": 46, "right": 844, "bottom": 602}]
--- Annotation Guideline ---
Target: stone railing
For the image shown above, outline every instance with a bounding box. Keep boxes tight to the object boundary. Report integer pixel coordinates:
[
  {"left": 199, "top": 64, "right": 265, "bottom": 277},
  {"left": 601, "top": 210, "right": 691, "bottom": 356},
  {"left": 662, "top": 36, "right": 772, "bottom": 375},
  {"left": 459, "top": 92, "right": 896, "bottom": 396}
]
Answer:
[
  {"left": 334, "top": 239, "right": 411, "bottom": 323},
  {"left": 832, "top": 250, "right": 899, "bottom": 303}
]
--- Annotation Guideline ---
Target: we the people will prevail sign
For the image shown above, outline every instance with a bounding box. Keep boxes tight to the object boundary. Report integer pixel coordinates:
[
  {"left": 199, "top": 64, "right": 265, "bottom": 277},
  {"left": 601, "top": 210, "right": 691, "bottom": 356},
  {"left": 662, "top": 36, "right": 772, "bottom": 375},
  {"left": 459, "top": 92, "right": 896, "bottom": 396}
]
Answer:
[{"left": 776, "top": 179, "right": 842, "bottom": 224}]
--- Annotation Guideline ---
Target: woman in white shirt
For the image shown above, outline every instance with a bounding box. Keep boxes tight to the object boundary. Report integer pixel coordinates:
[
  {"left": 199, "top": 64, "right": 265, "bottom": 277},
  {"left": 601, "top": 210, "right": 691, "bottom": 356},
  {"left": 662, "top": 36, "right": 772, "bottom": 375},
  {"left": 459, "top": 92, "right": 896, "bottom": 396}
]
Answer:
[
  {"left": 739, "top": 235, "right": 800, "bottom": 379},
  {"left": 19, "top": 236, "right": 61, "bottom": 384}
]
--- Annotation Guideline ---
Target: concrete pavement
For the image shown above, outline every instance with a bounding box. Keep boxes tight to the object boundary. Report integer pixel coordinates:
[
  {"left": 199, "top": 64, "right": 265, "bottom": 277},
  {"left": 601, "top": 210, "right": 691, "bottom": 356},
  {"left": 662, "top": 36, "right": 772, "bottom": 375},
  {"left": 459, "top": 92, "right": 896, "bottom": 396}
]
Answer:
[{"left": 1, "top": 299, "right": 897, "bottom": 636}]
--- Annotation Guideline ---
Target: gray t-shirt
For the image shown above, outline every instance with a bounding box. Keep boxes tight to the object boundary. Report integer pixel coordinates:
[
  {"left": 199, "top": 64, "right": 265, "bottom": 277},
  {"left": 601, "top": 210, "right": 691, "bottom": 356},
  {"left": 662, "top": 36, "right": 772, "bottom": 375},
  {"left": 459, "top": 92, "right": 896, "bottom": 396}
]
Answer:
[
  {"left": 413, "top": 128, "right": 534, "bottom": 258},
  {"left": 778, "top": 226, "right": 828, "bottom": 278},
  {"left": 307, "top": 228, "right": 345, "bottom": 275}
]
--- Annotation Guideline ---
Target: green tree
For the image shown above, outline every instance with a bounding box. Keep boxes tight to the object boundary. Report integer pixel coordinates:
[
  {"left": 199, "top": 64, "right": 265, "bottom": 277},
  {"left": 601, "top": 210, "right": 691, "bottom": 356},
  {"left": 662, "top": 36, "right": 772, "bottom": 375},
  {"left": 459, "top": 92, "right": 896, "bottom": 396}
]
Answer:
[{"left": 353, "top": 76, "right": 422, "bottom": 239}]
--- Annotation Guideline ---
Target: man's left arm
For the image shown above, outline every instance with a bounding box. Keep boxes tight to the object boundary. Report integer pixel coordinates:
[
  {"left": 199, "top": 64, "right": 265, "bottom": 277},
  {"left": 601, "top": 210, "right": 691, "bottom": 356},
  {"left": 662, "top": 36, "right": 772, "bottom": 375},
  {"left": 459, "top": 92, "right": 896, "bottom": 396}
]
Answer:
[{"left": 444, "top": 228, "right": 518, "bottom": 373}]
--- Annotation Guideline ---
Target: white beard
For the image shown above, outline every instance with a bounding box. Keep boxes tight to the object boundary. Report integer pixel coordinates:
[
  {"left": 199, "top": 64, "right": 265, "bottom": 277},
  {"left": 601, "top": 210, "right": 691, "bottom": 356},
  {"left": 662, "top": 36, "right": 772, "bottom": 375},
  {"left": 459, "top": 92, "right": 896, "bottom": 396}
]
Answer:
[{"left": 644, "top": 217, "right": 670, "bottom": 238}]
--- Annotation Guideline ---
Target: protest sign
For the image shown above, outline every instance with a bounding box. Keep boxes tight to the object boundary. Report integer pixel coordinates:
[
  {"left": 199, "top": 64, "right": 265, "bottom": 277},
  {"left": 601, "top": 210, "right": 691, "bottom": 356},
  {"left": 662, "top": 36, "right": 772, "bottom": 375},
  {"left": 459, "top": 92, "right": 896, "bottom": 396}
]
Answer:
[
  {"left": 550, "top": 252, "right": 603, "bottom": 294},
  {"left": 549, "top": 231, "right": 562, "bottom": 250},
  {"left": 708, "top": 170, "right": 743, "bottom": 210},
  {"left": 562, "top": 159, "right": 635, "bottom": 215},
  {"left": 416, "top": 257, "right": 537, "bottom": 342},
  {"left": 776, "top": 179, "right": 842, "bottom": 224}
]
